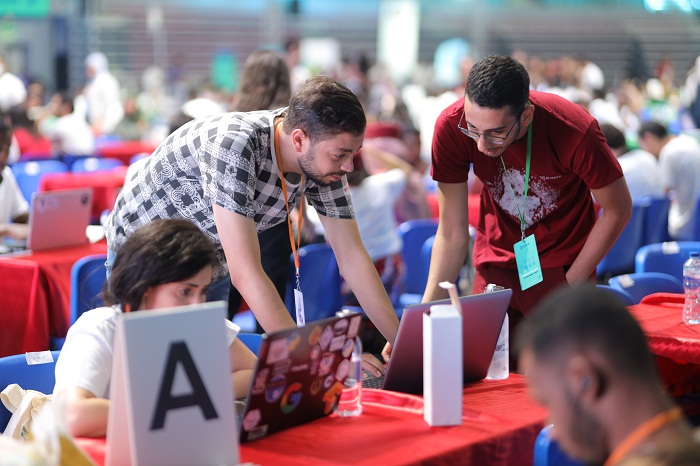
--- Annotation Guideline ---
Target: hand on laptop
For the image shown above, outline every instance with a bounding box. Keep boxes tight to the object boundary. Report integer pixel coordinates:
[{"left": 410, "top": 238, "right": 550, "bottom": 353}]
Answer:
[
  {"left": 381, "top": 341, "right": 392, "bottom": 364},
  {"left": 361, "top": 353, "right": 386, "bottom": 377},
  {"left": 0, "top": 223, "right": 29, "bottom": 240}
]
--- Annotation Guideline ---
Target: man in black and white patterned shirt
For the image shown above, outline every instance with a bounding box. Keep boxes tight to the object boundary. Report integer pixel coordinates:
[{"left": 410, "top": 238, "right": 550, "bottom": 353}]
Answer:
[{"left": 104, "top": 76, "right": 399, "bottom": 368}]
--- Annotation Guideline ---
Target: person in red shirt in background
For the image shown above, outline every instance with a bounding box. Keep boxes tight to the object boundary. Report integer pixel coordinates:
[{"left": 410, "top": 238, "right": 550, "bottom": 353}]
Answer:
[{"left": 424, "top": 55, "right": 631, "bottom": 354}]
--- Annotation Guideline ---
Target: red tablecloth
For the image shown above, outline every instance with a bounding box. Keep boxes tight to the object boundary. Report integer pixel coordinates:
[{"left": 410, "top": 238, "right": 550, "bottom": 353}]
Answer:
[
  {"left": 74, "top": 374, "right": 546, "bottom": 466},
  {"left": 1, "top": 243, "right": 109, "bottom": 347},
  {"left": 0, "top": 259, "right": 50, "bottom": 357},
  {"left": 39, "top": 168, "right": 127, "bottom": 219},
  {"left": 628, "top": 296, "right": 700, "bottom": 395},
  {"left": 96, "top": 141, "right": 157, "bottom": 166}
]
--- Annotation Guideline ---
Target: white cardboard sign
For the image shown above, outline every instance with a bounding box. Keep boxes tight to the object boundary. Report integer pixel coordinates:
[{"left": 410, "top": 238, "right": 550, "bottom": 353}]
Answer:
[{"left": 106, "top": 301, "right": 239, "bottom": 466}]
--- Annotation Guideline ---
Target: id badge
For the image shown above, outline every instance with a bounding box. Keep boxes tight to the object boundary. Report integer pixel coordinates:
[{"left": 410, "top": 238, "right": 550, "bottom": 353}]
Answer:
[
  {"left": 514, "top": 234, "right": 543, "bottom": 291},
  {"left": 294, "top": 288, "right": 305, "bottom": 327}
]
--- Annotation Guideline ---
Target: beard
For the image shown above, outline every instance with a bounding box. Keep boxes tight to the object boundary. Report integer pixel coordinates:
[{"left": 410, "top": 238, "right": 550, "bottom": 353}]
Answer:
[{"left": 298, "top": 144, "right": 346, "bottom": 187}]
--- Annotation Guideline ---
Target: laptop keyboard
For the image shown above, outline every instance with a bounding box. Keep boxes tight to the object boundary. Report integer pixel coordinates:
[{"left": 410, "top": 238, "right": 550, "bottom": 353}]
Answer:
[{"left": 362, "top": 375, "right": 384, "bottom": 389}]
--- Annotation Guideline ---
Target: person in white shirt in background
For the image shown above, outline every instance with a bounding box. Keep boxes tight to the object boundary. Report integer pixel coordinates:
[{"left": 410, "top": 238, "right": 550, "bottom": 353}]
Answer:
[
  {"left": 638, "top": 120, "right": 700, "bottom": 240},
  {"left": 77, "top": 52, "right": 124, "bottom": 137},
  {"left": 599, "top": 123, "right": 663, "bottom": 202},
  {"left": 343, "top": 144, "right": 412, "bottom": 305},
  {"left": 0, "top": 54, "right": 27, "bottom": 114},
  {"left": 0, "top": 116, "right": 29, "bottom": 240},
  {"left": 41, "top": 91, "right": 95, "bottom": 156}
]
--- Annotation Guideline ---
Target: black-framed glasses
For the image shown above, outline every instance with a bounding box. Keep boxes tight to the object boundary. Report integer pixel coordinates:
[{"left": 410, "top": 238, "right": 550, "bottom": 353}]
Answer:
[{"left": 457, "top": 109, "right": 524, "bottom": 145}]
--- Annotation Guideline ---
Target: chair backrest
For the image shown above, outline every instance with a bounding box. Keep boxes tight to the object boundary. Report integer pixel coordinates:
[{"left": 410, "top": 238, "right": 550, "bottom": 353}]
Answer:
[
  {"left": 70, "top": 254, "right": 108, "bottom": 325},
  {"left": 397, "top": 218, "right": 438, "bottom": 294},
  {"left": 608, "top": 272, "right": 684, "bottom": 304},
  {"left": 597, "top": 203, "right": 645, "bottom": 279},
  {"left": 635, "top": 241, "right": 700, "bottom": 281},
  {"left": 533, "top": 424, "right": 584, "bottom": 466},
  {"left": 284, "top": 243, "right": 344, "bottom": 323},
  {"left": 71, "top": 157, "right": 125, "bottom": 173},
  {"left": 638, "top": 195, "right": 670, "bottom": 246},
  {"left": 596, "top": 284, "right": 635, "bottom": 306},
  {"left": 0, "top": 351, "right": 60, "bottom": 433},
  {"left": 237, "top": 333, "right": 262, "bottom": 355},
  {"left": 10, "top": 159, "right": 69, "bottom": 202}
]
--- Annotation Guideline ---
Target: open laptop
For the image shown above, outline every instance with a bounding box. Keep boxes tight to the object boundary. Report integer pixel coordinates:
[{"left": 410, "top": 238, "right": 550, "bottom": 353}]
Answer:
[
  {"left": 238, "top": 311, "right": 363, "bottom": 442},
  {"left": 364, "top": 288, "right": 512, "bottom": 395},
  {"left": 0, "top": 187, "right": 93, "bottom": 254}
]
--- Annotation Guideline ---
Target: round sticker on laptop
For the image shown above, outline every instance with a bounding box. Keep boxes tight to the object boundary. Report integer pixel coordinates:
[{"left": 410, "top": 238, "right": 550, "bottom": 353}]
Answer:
[{"left": 264, "top": 374, "right": 287, "bottom": 403}]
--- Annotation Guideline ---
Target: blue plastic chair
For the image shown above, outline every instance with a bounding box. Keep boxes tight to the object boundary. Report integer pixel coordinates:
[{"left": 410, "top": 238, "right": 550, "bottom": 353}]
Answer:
[
  {"left": 396, "top": 219, "right": 438, "bottom": 305},
  {"left": 237, "top": 333, "right": 262, "bottom": 355},
  {"left": 635, "top": 242, "right": 700, "bottom": 281},
  {"left": 10, "top": 160, "right": 69, "bottom": 202},
  {"left": 0, "top": 351, "right": 60, "bottom": 432},
  {"left": 637, "top": 195, "right": 670, "bottom": 246},
  {"left": 608, "top": 272, "right": 684, "bottom": 304},
  {"left": 70, "top": 254, "right": 108, "bottom": 327},
  {"left": 71, "top": 157, "right": 125, "bottom": 173},
  {"left": 284, "top": 243, "right": 344, "bottom": 324},
  {"left": 596, "top": 284, "right": 635, "bottom": 306},
  {"left": 396, "top": 233, "right": 437, "bottom": 309},
  {"left": 533, "top": 424, "right": 584, "bottom": 466},
  {"left": 597, "top": 203, "right": 645, "bottom": 279}
]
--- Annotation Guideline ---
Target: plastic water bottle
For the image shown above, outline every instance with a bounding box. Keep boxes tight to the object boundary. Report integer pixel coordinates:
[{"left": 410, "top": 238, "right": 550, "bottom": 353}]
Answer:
[
  {"left": 683, "top": 252, "right": 700, "bottom": 325},
  {"left": 336, "top": 309, "right": 362, "bottom": 416},
  {"left": 485, "top": 284, "right": 509, "bottom": 380},
  {"left": 486, "top": 314, "right": 509, "bottom": 380},
  {"left": 336, "top": 335, "right": 363, "bottom": 416}
]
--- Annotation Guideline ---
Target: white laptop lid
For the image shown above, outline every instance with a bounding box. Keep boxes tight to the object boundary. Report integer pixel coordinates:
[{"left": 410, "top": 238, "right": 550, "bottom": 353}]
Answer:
[{"left": 27, "top": 187, "right": 93, "bottom": 251}]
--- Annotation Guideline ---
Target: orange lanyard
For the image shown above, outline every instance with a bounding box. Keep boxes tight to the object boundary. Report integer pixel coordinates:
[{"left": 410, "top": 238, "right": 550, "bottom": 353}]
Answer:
[
  {"left": 603, "top": 406, "right": 683, "bottom": 466},
  {"left": 274, "top": 119, "right": 304, "bottom": 289}
]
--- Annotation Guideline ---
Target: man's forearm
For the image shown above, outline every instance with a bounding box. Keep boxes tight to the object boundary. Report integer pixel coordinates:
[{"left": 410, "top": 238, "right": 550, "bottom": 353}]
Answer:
[
  {"left": 422, "top": 232, "right": 470, "bottom": 302},
  {"left": 341, "top": 253, "right": 399, "bottom": 345}
]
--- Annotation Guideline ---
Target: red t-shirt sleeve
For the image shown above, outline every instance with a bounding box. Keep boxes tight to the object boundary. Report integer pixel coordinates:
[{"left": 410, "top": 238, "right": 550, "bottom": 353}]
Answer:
[
  {"left": 431, "top": 98, "right": 471, "bottom": 184},
  {"left": 569, "top": 120, "right": 624, "bottom": 190}
]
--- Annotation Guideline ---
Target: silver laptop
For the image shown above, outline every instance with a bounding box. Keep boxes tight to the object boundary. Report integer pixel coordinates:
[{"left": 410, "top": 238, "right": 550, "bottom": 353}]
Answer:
[
  {"left": 364, "top": 289, "right": 512, "bottom": 395},
  {"left": 27, "top": 187, "right": 93, "bottom": 251}
]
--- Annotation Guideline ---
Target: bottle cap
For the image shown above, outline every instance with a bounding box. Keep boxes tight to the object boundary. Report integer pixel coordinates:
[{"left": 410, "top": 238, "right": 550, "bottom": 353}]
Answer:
[{"left": 692, "top": 252, "right": 700, "bottom": 257}]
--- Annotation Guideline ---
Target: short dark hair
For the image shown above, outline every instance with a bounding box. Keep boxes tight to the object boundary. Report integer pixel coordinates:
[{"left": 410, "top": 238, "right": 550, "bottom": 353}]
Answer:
[
  {"left": 466, "top": 55, "right": 530, "bottom": 117},
  {"left": 283, "top": 75, "right": 366, "bottom": 142},
  {"left": 600, "top": 123, "right": 627, "bottom": 152},
  {"left": 638, "top": 120, "right": 668, "bottom": 140},
  {"left": 104, "top": 219, "right": 217, "bottom": 312},
  {"left": 516, "top": 284, "right": 659, "bottom": 383},
  {"left": 0, "top": 113, "right": 12, "bottom": 143}
]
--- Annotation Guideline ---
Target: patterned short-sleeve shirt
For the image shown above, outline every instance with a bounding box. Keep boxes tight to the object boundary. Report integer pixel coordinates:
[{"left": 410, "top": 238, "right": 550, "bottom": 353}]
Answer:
[{"left": 105, "top": 109, "right": 355, "bottom": 278}]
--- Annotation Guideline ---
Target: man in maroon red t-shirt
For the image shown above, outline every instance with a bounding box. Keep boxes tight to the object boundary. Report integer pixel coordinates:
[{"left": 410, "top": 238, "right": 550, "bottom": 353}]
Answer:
[{"left": 424, "top": 55, "right": 631, "bottom": 332}]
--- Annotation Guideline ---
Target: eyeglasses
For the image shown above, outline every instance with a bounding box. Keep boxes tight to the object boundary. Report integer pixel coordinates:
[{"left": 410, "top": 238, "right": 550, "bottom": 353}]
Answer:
[{"left": 457, "top": 109, "right": 524, "bottom": 145}]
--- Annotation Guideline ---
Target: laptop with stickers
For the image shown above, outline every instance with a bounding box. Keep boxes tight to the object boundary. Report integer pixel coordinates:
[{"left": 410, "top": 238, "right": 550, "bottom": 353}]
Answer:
[
  {"left": 239, "top": 311, "right": 363, "bottom": 442},
  {"left": 363, "top": 288, "right": 513, "bottom": 395}
]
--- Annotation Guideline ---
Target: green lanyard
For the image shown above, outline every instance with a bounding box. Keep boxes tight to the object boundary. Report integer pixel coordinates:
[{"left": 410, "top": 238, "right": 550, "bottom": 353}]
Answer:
[{"left": 500, "top": 120, "right": 533, "bottom": 241}]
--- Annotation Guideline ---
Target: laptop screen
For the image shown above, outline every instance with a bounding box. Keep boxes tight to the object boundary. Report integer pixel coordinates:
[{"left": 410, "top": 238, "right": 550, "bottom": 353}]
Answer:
[{"left": 379, "top": 289, "right": 512, "bottom": 395}]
